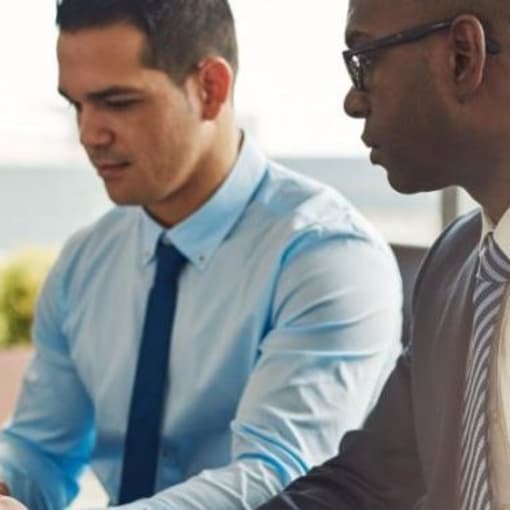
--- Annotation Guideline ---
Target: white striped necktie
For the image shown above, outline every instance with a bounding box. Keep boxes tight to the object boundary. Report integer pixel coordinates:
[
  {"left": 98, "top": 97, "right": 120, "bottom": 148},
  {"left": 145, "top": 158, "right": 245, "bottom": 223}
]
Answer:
[{"left": 459, "top": 233, "right": 510, "bottom": 510}]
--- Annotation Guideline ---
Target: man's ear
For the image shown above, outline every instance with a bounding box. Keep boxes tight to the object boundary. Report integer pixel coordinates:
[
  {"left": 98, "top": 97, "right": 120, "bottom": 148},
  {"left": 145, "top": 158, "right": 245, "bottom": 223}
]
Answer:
[
  {"left": 449, "top": 15, "right": 487, "bottom": 101},
  {"left": 194, "top": 58, "right": 233, "bottom": 120}
]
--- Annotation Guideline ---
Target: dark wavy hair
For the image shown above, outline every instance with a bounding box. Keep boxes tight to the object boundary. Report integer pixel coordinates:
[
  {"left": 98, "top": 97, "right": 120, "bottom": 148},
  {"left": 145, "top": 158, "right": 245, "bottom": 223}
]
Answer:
[{"left": 56, "top": 0, "right": 239, "bottom": 84}]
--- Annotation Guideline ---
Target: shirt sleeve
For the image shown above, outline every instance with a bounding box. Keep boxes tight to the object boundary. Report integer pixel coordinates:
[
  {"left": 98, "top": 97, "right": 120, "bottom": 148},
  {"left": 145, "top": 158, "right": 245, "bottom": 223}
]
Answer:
[
  {"left": 256, "top": 350, "right": 425, "bottom": 510},
  {"left": 0, "top": 257, "right": 95, "bottom": 510},
  {"left": 110, "top": 233, "right": 403, "bottom": 510}
]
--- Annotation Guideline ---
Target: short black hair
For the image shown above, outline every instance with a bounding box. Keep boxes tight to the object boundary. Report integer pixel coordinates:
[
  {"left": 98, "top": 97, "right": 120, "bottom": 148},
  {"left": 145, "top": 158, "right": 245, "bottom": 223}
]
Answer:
[{"left": 56, "top": 0, "right": 239, "bottom": 84}]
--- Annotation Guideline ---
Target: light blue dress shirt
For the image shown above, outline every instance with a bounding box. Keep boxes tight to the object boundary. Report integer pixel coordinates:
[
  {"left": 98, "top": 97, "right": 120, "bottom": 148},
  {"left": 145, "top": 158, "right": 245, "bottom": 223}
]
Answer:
[{"left": 0, "top": 136, "right": 402, "bottom": 510}]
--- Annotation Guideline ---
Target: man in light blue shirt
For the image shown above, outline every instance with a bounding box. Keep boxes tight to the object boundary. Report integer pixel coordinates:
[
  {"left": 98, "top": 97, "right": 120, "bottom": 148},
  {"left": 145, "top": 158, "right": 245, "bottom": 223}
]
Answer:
[{"left": 0, "top": 1, "right": 402, "bottom": 509}]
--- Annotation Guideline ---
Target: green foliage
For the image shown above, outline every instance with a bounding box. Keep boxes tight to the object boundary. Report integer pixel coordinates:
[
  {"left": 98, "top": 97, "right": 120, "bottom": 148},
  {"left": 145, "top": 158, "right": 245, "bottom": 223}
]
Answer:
[{"left": 0, "top": 248, "right": 56, "bottom": 348}]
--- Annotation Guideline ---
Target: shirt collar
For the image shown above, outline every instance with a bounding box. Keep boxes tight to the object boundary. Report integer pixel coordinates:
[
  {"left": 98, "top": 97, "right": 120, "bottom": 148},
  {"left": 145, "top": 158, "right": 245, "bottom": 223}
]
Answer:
[
  {"left": 480, "top": 207, "right": 510, "bottom": 261},
  {"left": 140, "top": 133, "right": 267, "bottom": 270}
]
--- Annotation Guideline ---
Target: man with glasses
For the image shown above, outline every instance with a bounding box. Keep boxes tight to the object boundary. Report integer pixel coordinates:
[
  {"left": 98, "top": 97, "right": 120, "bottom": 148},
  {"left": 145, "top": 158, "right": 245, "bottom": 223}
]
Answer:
[
  {"left": 258, "top": 0, "right": 510, "bottom": 509},
  {"left": 0, "top": 1, "right": 403, "bottom": 509}
]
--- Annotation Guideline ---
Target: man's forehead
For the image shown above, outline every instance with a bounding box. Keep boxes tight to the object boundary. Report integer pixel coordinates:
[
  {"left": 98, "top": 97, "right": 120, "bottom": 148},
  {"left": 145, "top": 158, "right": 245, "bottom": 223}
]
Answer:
[
  {"left": 57, "top": 25, "right": 165, "bottom": 99},
  {"left": 347, "top": 0, "right": 383, "bottom": 20},
  {"left": 345, "top": 0, "right": 427, "bottom": 44},
  {"left": 57, "top": 22, "right": 148, "bottom": 65}
]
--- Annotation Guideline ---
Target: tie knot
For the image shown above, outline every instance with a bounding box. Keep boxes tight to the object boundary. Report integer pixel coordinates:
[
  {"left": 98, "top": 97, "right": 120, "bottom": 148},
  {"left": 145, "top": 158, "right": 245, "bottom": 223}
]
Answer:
[
  {"left": 155, "top": 239, "right": 187, "bottom": 282},
  {"left": 477, "top": 233, "right": 510, "bottom": 284}
]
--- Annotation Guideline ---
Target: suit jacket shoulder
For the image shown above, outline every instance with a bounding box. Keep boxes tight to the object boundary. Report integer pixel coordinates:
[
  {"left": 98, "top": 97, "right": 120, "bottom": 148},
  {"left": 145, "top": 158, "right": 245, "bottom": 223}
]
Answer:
[{"left": 413, "top": 209, "right": 481, "bottom": 312}]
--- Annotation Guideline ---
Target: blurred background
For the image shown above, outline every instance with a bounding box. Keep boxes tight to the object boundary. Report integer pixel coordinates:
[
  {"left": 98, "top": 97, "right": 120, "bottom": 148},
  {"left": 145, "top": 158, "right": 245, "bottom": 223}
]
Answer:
[
  {"left": 0, "top": 0, "right": 478, "bottom": 506},
  {"left": 0, "top": 0, "right": 477, "bottom": 255}
]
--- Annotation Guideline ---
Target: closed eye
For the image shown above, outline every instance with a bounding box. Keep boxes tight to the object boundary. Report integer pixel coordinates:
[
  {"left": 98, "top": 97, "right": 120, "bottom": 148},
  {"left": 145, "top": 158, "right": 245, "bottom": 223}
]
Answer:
[{"left": 103, "top": 98, "right": 142, "bottom": 110}]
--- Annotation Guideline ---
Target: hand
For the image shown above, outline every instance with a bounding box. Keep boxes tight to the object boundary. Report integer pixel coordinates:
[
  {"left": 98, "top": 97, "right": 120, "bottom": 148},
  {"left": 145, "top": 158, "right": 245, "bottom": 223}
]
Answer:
[{"left": 0, "top": 497, "right": 26, "bottom": 510}]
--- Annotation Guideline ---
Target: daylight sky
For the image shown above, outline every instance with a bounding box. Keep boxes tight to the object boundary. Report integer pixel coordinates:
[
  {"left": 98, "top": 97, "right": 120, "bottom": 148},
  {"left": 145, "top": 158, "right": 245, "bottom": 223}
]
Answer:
[{"left": 0, "top": 1, "right": 365, "bottom": 165}]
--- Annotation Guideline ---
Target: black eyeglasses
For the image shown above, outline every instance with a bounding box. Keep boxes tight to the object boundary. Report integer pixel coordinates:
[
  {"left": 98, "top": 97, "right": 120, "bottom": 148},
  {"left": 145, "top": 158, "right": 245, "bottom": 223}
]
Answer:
[{"left": 343, "top": 18, "right": 501, "bottom": 91}]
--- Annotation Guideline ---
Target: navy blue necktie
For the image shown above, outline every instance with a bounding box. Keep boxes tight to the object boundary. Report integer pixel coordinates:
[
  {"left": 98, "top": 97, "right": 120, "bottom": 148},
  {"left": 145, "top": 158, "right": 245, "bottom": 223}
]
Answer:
[{"left": 118, "top": 240, "right": 186, "bottom": 504}]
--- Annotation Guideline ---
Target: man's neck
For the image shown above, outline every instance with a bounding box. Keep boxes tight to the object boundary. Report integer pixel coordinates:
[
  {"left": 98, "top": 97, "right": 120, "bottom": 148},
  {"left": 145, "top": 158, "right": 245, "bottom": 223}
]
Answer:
[
  {"left": 467, "top": 179, "right": 510, "bottom": 226},
  {"left": 145, "top": 127, "right": 243, "bottom": 228}
]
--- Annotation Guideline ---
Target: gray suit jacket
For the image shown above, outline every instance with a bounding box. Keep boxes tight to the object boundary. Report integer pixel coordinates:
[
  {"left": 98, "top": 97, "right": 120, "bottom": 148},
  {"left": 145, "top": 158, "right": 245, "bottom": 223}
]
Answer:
[{"left": 258, "top": 210, "right": 481, "bottom": 510}]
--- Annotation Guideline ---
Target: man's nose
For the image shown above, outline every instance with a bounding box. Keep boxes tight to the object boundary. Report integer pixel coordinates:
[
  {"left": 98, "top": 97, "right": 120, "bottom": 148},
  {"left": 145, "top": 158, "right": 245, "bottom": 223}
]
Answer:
[
  {"left": 343, "top": 86, "right": 370, "bottom": 119},
  {"left": 78, "top": 106, "right": 114, "bottom": 148}
]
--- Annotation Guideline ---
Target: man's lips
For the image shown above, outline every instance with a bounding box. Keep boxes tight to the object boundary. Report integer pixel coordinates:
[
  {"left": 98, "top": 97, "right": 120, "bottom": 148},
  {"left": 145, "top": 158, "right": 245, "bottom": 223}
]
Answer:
[
  {"left": 361, "top": 135, "right": 378, "bottom": 149},
  {"left": 361, "top": 136, "right": 382, "bottom": 164},
  {"left": 94, "top": 161, "right": 131, "bottom": 177}
]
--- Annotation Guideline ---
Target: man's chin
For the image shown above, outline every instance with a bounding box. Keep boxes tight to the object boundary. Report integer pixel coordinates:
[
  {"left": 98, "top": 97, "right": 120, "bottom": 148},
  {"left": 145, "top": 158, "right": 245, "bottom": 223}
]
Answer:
[
  {"left": 368, "top": 154, "right": 417, "bottom": 194},
  {"left": 370, "top": 152, "right": 444, "bottom": 194},
  {"left": 387, "top": 177, "right": 420, "bottom": 194},
  {"left": 384, "top": 168, "right": 431, "bottom": 195},
  {"left": 103, "top": 187, "right": 140, "bottom": 206},
  {"left": 0, "top": 497, "right": 27, "bottom": 510}
]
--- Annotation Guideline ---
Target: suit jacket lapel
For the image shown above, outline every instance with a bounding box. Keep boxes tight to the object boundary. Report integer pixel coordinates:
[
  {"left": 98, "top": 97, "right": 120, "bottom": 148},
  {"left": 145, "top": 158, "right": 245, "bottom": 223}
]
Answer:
[{"left": 417, "top": 246, "right": 478, "bottom": 510}]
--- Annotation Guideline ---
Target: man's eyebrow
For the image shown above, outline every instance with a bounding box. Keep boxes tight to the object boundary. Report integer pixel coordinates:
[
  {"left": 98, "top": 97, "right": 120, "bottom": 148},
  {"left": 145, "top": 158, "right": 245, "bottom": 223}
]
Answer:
[
  {"left": 58, "top": 86, "right": 143, "bottom": 103},
  {"left": 345, "top": 29, "right": 370, "bottom": 48}
]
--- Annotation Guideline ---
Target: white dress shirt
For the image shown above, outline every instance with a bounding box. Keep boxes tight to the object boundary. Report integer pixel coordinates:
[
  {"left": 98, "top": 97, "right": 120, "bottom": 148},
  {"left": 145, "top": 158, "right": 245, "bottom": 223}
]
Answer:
[{"left": 481, "top": 207, "right": 510, "bottom": 509}]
